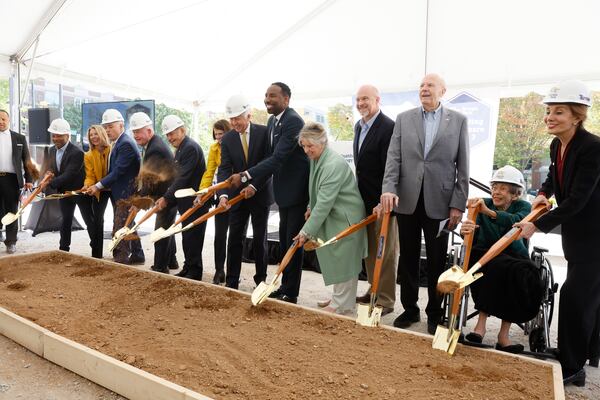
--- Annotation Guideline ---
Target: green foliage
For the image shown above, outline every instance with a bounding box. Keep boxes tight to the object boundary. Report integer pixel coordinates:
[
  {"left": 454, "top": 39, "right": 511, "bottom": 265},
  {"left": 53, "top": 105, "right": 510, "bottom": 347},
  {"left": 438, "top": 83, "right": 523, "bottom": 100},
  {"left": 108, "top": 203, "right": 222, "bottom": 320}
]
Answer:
[
  {"left": 327, "top": 103, "right": 354, "bottom": 141},
  {"left": 494, "top": 92, "right": 550, "bottom": 171},
  {"left": 63, "top": 103, "right": 82, "bottom": 134},
  {"left": 0, "top": 79, "right": 9, "bottom": 109},
  {"left": 586, "top": 91, "right": 600, "bottom": 134},
  {"left": 154, "top": 102, "right": 192, "bottom": 138},
  {"left": 250, "top": 108, "right": 268, "bottom": 125}
]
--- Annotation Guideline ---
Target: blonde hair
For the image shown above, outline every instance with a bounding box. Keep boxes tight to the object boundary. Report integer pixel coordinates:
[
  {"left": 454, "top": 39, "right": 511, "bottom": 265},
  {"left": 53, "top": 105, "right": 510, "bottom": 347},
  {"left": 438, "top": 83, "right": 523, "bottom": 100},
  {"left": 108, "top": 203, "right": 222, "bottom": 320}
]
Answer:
[
  {"left": 298, "top": 121, "right": 328, "bottom": 146},
  {"left": 568, "top": 104, "right": 589, "bottom": 128},
  {"left": 87, "top": 124, "right": 110, "bottom": 150}
]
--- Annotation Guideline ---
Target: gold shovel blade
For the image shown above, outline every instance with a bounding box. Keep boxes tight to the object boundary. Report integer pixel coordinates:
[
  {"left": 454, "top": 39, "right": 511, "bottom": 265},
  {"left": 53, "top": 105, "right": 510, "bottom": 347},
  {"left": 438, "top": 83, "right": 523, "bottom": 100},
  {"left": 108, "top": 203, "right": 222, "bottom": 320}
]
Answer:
[
  {"left": 432, "top": 325, "right": 461, "bottom": 355},
  {"left": 303, "top": 238, "right": 325, "bottom": 251},
  {"left": 1, "top": 212, "right": 18, "bottom": 226},
  {"left": 149, "top": 228, "right": 166, "bottom": 243},
  {"left": 251, "top": 280, "right": 280, "bottom": 306},
  {"left": 356, "top": 304, "right": 382, "bottom": 327},
  {"left": 174, "top": 188, "right": 202, "bottom": 198}
]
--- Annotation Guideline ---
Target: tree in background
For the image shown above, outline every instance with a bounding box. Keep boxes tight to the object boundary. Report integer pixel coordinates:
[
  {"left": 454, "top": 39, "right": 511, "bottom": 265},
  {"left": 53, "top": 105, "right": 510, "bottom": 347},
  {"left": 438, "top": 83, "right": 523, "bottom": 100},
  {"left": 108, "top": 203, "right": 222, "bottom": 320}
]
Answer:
[
  {"left": 586, "top": 91, "right": 600, "bottom": 134},
  {"left": 63, "top": 103, "right": 82, "bottom": 134},
  {"left": 327, "top": 103, "right": 353, "bottom": 140},
  {"left": 494, "top": 92, "right": 549, "bottom": 172},
  {"left": 250, "top": 108, "right": 268, "bottom": 125}
]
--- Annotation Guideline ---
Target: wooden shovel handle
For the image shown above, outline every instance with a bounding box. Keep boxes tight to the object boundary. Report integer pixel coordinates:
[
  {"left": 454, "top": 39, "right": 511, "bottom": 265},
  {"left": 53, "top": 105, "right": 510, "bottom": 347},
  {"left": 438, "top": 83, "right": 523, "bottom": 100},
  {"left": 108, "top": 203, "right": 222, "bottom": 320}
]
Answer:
[
  {"left": 207, "top": 177, "right": 232, "bottom": 193},
  {"left": 371, "top": 212, "right": 391, "bottom": 295},
  {"left": 275, "top": 240, "right": 301, "bottom": 276},
  {"left": 450, "top": 202, "right": 481, "bottom": 316},
  {"left": 21, "top": 174, "right": 53, "bottom": 209},
  {"left": 189, "top": 193, "right": 245, "bottom": 226},
  {"left": 475, "top": 204, "right": 548, "bottom": 270},
  {"left": 334, "top": 213, "right": 377, "bottom": 242},
  {"left": 124, "top": 208, "right": 139, "bottom": 227},
  {"left": 135, "top": 204, "right": 160, "bottom": 226}
]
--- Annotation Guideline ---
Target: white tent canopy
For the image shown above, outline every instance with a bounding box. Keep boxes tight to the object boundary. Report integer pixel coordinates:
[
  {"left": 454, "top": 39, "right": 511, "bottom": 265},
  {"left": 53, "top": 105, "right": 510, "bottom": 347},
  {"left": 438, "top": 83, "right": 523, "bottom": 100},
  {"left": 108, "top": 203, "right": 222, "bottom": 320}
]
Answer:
[{"left": 2, "top": 0, "right": 600, "bottom": 108}]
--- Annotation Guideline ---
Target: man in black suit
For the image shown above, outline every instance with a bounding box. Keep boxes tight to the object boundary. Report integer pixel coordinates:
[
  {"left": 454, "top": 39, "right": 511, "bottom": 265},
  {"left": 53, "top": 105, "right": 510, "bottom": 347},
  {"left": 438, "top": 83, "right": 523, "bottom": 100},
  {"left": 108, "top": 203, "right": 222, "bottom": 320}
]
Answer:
[
  {"left": 218, "top": 94, "right": 273, "bottom": 290},
  {"left": 40, "top": 118, "right": 87, "bottom": 252},
  {"left": 131, "top": 112, "right": 177, "bottom": 274},
  {"left": 156, "top": 115, "right": 208, "bottom": 280},
  {"left": 353, "top": 85, "right": 398, "bottom": 316},
  {"left": 0, "top": 109, "right": 34, "bottom": 254},
  {"left": 231, "top": 82, "right": 308, "bottom": 303}
]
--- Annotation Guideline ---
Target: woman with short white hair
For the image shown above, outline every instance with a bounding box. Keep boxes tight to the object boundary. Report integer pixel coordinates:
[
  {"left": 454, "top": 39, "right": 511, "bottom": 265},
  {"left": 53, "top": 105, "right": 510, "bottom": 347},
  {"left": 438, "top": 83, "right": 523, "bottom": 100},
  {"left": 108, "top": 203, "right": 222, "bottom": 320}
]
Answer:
[{"left": 294, "top": 122, "right": 367, "bottom": 315}]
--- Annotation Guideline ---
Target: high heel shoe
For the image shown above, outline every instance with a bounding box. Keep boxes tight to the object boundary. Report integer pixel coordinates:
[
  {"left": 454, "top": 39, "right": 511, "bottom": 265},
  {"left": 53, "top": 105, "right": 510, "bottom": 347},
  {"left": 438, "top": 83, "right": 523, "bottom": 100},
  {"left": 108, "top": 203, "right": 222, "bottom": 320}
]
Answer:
[{"left": 562, "top": 368, "right": 586, "bottom": 387}]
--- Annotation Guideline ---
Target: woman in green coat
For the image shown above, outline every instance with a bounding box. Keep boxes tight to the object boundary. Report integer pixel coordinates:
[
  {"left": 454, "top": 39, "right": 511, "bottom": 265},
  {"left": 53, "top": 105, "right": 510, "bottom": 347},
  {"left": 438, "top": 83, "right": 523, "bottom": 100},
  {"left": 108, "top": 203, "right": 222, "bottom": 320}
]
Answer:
[{"left": 294, "top": 122, "right": 368, "bottom": 315}]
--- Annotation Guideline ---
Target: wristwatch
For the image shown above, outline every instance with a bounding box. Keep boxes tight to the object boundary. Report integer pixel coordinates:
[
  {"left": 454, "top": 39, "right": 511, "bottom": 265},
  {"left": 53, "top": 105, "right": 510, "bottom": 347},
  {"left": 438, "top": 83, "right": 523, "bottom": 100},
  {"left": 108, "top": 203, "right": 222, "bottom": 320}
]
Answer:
[{"left": 240, "top": 173, "right": 249, "bottom": 184}]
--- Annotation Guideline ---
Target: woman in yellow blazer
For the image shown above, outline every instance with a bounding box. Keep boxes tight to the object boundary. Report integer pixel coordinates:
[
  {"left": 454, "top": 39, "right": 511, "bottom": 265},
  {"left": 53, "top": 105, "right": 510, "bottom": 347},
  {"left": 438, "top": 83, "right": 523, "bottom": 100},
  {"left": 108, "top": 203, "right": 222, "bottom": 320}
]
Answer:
[
  {"left": 79, "top": 125, "right": 111, "bottom": 258},
  {"left": 200, "top": 120, "right": 231, "bottom": 284}
]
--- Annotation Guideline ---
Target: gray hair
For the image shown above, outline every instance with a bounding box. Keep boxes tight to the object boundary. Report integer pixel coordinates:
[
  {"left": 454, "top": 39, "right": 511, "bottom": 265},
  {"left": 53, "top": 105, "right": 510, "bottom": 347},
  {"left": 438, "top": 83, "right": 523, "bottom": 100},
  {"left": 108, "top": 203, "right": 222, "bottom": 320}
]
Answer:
[{"left": 299, "top": 122, "right": 328, "bottom": 146}]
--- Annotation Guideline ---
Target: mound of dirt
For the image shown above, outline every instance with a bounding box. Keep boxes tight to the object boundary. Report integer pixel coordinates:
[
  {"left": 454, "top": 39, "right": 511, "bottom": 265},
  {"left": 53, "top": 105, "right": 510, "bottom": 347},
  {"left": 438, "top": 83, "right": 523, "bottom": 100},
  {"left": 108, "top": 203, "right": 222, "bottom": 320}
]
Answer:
[{"left": 0, "top": 252, "right": 556, "bottom": 400}]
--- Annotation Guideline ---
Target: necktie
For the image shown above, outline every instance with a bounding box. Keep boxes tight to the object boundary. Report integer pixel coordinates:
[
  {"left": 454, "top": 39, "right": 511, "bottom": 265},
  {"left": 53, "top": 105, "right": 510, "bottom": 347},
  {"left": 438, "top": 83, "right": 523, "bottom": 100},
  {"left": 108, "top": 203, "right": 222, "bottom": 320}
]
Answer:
[
  {"left": 241, "top": 132, "right": 249, "bottom": 161},
  {"left": 269, "top": 118, "right": 278, "bottom": 150}
]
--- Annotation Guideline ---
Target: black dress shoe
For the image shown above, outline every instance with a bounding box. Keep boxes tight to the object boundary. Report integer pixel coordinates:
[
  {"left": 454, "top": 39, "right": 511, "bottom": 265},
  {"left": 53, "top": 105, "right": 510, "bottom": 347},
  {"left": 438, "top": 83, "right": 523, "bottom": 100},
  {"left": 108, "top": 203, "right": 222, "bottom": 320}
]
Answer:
[
  {"left": 129, "top": 255, "right": 146, "bottom": 265},
  {"left": 589, "top": 356, "right": 599, "bottom": 368},
  {"left": 495, "top": 343, "right": 524, "bottom": 354},
  {"left": 185, "top": 273, "right": 203, "bottom": 281},
  {"left": 562, "top": 368, "right": 586, "bottom": 387},
  {"left": 393, "top": 311, "right": 420, "bottom": 328},
  {"left": 168, "top": 262, "right": 179, "bottom": 270},
  {"left": 175, "top": 268, "right": 189, "bottom": 277},
  {"left": 427, "top": 322, "right": 437, "bottom": 335},
  {"left": 356, "top": 293, "right": 371, "bottom": 303},
  {"left": 465, "top": 332, "right": 484, "bottom": 344},
  {"left": 150, "top": 265, "right": 169, "bottom": 274},
  {"left": 268, "top": 289, "right": 283, "bottom": 299},
  {"left": 212, "top": 271, "right": 225, "bottom": 285},
  {"left": 278, "top": 294, "right": 297, "bottom": 304}
]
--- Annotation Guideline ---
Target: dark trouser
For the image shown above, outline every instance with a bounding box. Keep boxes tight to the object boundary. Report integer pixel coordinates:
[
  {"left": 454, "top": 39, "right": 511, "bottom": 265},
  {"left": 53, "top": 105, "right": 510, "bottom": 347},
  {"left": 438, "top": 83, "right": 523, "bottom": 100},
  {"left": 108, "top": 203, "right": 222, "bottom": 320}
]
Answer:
[
  {"left": 213, "top": 211, "right": 229, "bottom": 272},
  {"left": 558, "top": 261, "right": 600, "bottom": 372},
  {"left": 154, "top": 205, "right": 177, "bottom": 270},
  {"left": 397, "top": 189, "right": 449, "bottom": 323},
  {"left": 58, "top": 195, "right": 89, "bottom": 252},
  {"left": 278, "top": 203, "right": 306, "bottom": 297},
  {"left": 111, "top": 196, "right": 144, "bottom": 263},
  {"left": 0, "top": 174, "right": 20, "bottom": 245},
  {"left": 78, "top": 192, "right": 110, "bottom": 258},
  {"left": 177, "top": 197, "right": 208, "bottom": 278},
  {"left": 226, "top": 201, "right": 269, "bottom": 289}
]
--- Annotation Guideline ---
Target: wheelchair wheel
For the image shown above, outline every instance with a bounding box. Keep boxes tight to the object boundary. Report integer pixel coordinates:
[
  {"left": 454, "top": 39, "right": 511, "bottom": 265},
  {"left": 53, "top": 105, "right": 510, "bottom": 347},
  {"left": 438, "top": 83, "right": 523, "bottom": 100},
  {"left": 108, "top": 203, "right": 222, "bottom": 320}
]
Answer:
[
  {"left": 544, "top": 258, "right": 556, "bottom": 327},
  {"left": 529, "top": 327, "right": 547, "bottom": 353}
]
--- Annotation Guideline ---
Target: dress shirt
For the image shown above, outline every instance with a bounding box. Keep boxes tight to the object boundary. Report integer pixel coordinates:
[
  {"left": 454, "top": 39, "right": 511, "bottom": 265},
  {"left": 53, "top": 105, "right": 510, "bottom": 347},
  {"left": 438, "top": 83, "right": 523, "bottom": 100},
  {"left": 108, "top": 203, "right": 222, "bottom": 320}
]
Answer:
[
  {"left": 56, "top": 142, "right": 68, "bottom": 171},
  {"left": 0, "top": 129, "right": 15, "bottom": 173},
  {"left": 422, "top": 103, "right": 442, "bottom": 158},
  {"left": 358, "top": 110, "right": 380, "bottom": 151}
]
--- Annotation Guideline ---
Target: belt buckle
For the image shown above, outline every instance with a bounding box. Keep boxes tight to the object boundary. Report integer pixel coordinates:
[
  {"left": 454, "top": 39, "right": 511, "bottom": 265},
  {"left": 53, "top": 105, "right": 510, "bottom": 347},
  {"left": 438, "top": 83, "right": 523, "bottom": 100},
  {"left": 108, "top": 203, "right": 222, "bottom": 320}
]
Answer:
[{"left": 0, "top": 172, "right": 7, "bottom": 176}]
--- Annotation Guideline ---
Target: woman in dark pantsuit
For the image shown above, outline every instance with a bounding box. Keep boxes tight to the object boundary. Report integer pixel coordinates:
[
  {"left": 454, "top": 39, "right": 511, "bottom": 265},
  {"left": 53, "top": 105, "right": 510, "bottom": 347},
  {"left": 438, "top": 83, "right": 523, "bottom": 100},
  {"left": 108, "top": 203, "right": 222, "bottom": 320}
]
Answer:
[{"left": 518, "top": 80, "right": 600, "bottom": 387}]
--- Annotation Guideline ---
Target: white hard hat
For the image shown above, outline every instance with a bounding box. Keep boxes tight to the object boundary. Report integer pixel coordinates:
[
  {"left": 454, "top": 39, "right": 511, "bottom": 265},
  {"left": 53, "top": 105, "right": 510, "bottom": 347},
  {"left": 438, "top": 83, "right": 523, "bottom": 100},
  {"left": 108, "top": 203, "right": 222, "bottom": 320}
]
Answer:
[
  {"left": 101, "top": 109, "right": 124, "bottom": 124},
  {"left": 129, "top": 112, "right": 153, "bottom": 131},
  {"left": 543, "top": 80, "right": 592, "bottom": 107},
  {"left": 491, "top": 165, "right": 525, "bottom": 189},
  {"left": 47, "top": 118, "right": 71, "bottom": 135},
  {"left": 225, "top": 94, "right": 251, "bottom": 118},
  {"left": 161, "top": 114, "right": 184, "bottom": 135}
]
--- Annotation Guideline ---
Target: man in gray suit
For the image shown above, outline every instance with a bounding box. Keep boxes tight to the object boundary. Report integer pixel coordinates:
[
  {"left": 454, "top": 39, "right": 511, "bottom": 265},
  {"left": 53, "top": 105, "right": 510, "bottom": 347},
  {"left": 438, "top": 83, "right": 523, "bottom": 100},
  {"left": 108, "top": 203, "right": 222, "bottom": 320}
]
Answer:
[{"left": 380, "top": 73, "right": 469, "bottom": 334}]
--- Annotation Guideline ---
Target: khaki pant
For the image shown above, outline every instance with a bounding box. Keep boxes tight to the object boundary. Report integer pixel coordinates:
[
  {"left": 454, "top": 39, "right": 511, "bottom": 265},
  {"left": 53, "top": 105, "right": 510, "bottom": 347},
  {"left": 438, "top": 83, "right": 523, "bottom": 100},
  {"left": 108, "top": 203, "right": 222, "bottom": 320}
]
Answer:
[{"left": 363, "top": 216, "right": 399, "bottom": 308}]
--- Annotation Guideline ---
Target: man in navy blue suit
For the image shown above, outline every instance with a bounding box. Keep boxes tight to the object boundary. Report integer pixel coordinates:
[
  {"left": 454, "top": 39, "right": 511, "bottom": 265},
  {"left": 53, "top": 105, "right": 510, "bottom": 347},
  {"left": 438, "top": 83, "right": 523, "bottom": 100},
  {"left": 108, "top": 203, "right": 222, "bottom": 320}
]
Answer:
[
  {"left": 231, "top": 83, "right": 308, "bottom": 303},
  {"left": 87, "top": 109, "right": 144, "bottom": 265}
]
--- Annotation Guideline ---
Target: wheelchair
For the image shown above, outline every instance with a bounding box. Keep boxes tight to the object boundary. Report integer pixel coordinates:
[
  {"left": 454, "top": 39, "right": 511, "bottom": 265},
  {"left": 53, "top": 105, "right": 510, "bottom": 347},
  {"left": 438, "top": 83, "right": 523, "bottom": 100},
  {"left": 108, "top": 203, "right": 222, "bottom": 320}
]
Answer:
[{"left": 440, "top": 239, "right": 558, "bottom": 355}]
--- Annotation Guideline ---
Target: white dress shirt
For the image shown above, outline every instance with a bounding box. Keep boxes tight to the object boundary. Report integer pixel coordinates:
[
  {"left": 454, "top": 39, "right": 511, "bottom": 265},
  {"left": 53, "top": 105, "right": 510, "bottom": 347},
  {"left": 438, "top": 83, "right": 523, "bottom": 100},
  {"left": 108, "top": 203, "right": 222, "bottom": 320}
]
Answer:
[{"left": 0, "top": 129, "right": 15, "bottom": 173}]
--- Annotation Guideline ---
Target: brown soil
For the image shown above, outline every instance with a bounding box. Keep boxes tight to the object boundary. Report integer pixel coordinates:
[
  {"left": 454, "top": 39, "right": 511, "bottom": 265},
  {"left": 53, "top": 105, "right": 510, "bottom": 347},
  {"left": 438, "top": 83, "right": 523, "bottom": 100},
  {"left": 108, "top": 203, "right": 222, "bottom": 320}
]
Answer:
[{"left": 0, "top": 252, "right": 555, "bottom": 400}]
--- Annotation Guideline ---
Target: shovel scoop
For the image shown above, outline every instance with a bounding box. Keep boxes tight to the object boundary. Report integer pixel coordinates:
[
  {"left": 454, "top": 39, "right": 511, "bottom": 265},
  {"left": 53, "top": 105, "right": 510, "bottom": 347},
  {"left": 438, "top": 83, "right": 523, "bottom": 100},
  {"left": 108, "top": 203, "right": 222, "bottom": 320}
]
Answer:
[
  {"left": 432, "top": 202, "right": 480, "bottom": 355},
  {"left": 356, "top": 212, "right": 390, "bottom": 327},
  {"left": 252, "top": 240, "right": 300, "bottom": 306},
  {"left": 2, "top": 174, "right": 53, "bottom": 226}
]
